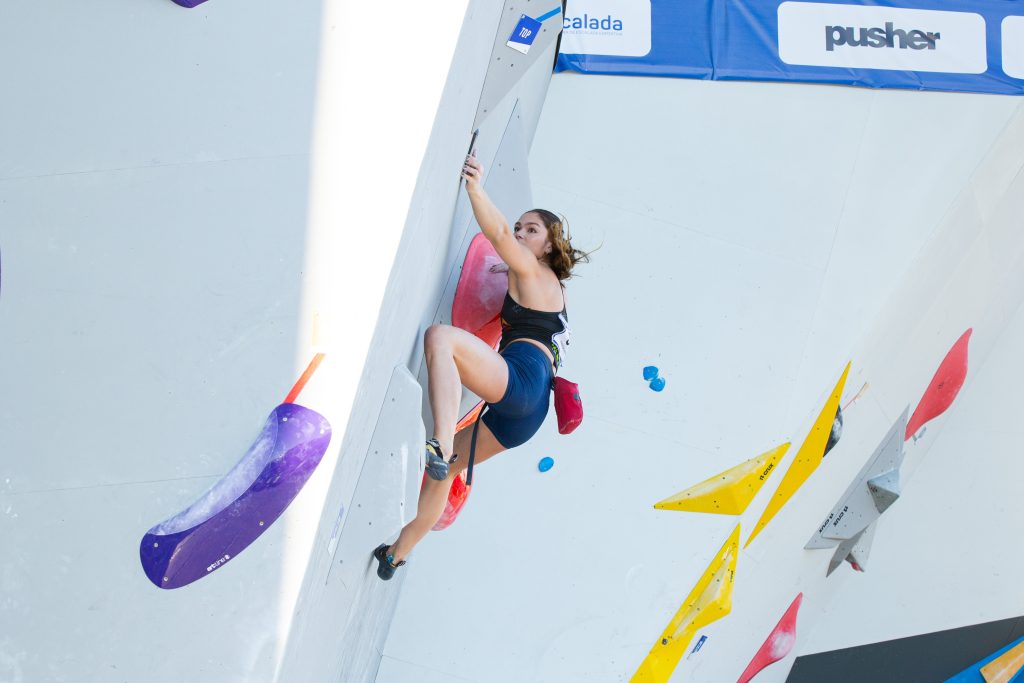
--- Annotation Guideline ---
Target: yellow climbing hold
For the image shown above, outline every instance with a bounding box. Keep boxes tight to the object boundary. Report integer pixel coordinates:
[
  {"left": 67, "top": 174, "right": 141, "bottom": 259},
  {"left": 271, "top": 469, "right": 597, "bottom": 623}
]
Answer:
[
  {"left": 981, "top": 639, "right": 1024, "bottom": 683},
  {"left": 654, "top": 443, "right": 790, "bottom": 515},
  {"left": 630, "top": 525, "right": 740, "bottom": 683},
  {"left": 745, "top": 363, "right": 851, "bottom": 549}
]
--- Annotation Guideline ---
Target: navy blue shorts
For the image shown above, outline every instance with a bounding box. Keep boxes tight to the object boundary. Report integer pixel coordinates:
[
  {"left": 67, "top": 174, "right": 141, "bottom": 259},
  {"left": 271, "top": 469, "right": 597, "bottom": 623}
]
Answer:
[{"left": 482, "top": 341, "right": 553, "bottom": 449}]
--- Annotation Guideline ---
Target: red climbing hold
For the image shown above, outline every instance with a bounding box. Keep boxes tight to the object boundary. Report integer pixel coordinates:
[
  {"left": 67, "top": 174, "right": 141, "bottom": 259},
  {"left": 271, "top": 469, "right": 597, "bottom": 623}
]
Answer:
[
  {"left": 429, "top": 400, "right": 482, "bottom": 531},
  {"left": 431, "top": 470, "right": 470, "bottom": 531},
  {"left": 905, "top": 328, "right": 972, "bottom": 440},
  {"left": 737, "top": 593, "right": 803, "bottom": 683},
  {"left": 430, "top": 235, "right": 507, "bottom": 532},
  {"left": 452, "top": 233, "right": 508, "bottom": 349}
]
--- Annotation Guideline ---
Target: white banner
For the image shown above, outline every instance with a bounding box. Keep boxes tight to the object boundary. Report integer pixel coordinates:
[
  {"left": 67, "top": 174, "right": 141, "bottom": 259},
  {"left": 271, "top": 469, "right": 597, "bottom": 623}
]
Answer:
[
  {"left": 778, "top": 2, "right": 987, "bottom": 74},
  {"left": 1003, "top": 16, "right": 1024, "bottom": 79},
  {"left": 560, "top": 0, "right": 652, "bottom": 57}
]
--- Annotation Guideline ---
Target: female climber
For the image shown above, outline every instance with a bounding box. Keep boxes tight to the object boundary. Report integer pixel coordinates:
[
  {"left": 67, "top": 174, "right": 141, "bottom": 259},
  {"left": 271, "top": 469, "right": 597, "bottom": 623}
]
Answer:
[{"left": 374, "top": 152, "right": 589, "bottom": 579}]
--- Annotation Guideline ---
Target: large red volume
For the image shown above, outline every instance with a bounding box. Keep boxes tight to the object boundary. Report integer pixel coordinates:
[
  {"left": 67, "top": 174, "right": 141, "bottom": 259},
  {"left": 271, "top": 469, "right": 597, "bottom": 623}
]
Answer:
[
  {"left": 905, "top": 328, "right": 972, "bottom": 440},
  {"left": 452, "top": 233, "right": 508, "bottom": 348},
  {"left": 434, "top": 236, "right": 506, "bottom": 531},
  {"left": 737, "top": 593, "right": 803, "bottom": 683}
]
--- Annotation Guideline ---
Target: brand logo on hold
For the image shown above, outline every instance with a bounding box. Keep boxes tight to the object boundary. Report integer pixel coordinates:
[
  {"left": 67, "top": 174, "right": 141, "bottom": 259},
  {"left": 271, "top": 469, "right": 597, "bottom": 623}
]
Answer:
[
  {"left": 206, "top": 554, "right": 231, "bottom": 572},
  {"left": 560, "top": 0, "right": 651, "bottom": 57},
  {"left": 778, "top": 2, "right": 987, "bottom": 74}
]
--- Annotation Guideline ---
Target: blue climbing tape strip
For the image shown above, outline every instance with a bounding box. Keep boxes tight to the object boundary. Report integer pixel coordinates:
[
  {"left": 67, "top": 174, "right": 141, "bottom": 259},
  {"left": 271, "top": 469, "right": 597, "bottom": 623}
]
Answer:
[{"left": 535, "top": 7, "right": 561, "bottom": 23}]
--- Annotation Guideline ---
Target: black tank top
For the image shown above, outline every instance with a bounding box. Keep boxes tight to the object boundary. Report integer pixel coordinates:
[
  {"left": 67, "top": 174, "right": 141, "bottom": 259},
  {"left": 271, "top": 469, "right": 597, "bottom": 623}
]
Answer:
[{"left": 498, "top": 290, "right": 572, "bottom": 369}]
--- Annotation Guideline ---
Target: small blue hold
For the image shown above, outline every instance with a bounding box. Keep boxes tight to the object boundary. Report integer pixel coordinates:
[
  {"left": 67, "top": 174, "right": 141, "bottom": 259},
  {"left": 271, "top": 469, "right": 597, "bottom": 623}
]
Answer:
[
  {"left": 643, "top": 365, "right": 660, "bottom": 381},
  {"left": 538, "top": 457, "right": 554, "bottom": 473},
  {"left": 649, "top": 377, "right": 666, "bottom": 392}
]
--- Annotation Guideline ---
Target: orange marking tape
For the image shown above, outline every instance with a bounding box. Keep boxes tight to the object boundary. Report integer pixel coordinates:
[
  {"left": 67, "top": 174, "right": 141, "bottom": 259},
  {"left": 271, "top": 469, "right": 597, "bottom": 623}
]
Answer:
[{"left": 284, "top": 353, "right": 326, "bottom": 404}]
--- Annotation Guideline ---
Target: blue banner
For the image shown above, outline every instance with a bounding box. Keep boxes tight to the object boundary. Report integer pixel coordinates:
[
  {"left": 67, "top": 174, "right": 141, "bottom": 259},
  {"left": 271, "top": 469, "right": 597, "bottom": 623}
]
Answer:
[{"left": 556, "top": 0, "right": 1024, "bottom": 95}]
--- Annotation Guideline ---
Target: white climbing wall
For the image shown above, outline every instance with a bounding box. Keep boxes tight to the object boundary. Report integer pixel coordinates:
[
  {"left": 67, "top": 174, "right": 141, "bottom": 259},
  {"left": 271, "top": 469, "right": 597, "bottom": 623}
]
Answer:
[
  {"left": 0, "top": 0, "right": 468, "bottom": 681},
  {"left": 4, "top": 1, "right": 1024, "bottom": 682},
  {"left": 380, "top": 67, "right": 1024, "bottom": 683}
]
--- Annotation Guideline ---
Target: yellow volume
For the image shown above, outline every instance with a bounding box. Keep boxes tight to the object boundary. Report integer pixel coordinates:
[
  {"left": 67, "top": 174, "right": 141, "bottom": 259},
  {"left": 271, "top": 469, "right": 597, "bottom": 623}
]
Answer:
[
  {"left": 655, "top": 443, "right": 790, "bottom": 515},
  {"left": 745, "top": 363, "right": 851, "bottom": 549},
  {"left": 981, "top": 640, "right": 1024, "bottom": 683},
  {"left": 630, "top": 525, "right": 741, "bottom": 683}
]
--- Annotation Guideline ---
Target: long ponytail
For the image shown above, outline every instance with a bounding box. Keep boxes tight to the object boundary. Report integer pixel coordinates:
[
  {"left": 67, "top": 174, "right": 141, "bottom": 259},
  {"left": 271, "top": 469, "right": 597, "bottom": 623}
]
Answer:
[{"left": 530, "top": 208, "right": 593, "bottom": 281}]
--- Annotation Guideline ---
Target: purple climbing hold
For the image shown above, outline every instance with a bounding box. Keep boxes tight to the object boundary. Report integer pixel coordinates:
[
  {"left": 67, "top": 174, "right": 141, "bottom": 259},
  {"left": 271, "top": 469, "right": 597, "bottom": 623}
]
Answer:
[
  {"left": 139, "top": 403, "right": 331, "bottom": 589},
  {"left": 172, "top": 0, "right": 209, "bottom": 7}
]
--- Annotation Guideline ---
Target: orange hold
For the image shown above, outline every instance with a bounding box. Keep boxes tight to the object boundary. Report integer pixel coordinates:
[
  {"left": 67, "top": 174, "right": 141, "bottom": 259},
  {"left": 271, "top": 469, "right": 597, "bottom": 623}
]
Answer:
[{"left": 456, "top": 400, "right": 486, "bottom": 433}]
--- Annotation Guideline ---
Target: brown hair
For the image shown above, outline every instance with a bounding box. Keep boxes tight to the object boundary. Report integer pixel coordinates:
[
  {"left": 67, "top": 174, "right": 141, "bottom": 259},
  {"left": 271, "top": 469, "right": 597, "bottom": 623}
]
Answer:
[{"left": 529, "top": 209, "right": 592, "bottom": 281}]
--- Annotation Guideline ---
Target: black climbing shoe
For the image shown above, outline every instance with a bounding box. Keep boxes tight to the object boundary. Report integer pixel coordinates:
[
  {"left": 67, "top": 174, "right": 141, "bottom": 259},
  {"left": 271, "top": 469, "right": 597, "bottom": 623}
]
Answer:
[
  {"left": 424, "top": 438, "right": 450, "bottom": 481},
  {"left": 373, "top": 544, "right": 405, "bottom": 581}
]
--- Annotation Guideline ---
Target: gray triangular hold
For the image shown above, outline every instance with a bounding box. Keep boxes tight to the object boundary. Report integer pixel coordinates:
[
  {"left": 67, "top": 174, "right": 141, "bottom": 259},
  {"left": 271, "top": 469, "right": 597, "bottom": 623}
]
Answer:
[
  {"left": 805, "top": 533, "right": 840, "bottom": 551},
  {"left": 826, "top": 528, "right": 869, "bottom": 577},
  {"left": 846, "top": 522, "right": 876, "bottom": 572},
  {"left": 867, "top": 470, "right": 901, "bottom": 513},
  {"left": 826, "top": 549, "right": 846, "bottom": 577},
  {"left": 826, "top": 536, "right": 856, "bottom": 577}
]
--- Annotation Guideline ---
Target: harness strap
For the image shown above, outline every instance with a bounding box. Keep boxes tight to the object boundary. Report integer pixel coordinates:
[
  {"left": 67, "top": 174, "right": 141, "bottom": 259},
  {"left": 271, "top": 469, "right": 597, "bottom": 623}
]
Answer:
[{"left": 466, "top": 405, "right": 487, "bottom": 487}]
